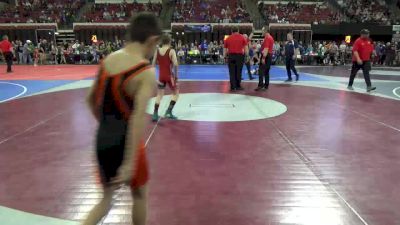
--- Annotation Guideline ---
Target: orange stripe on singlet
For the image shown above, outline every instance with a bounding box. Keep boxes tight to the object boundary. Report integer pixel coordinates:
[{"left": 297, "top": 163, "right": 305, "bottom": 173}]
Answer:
[
  {"left": 94, "top": 63, "right": 108, "bottom": 120},
  {"left": 121, "top": 64, "right": 153, "bottom": 98},
  {"left": 111, "top": 63, "right": 152, "bottom": 120}
]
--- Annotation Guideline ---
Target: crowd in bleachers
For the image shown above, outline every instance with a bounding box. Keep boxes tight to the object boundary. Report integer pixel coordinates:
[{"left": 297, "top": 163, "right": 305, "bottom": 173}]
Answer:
[
  {"left": 82, "top": 1, "right": 162, "bottom": 22},
  {"left": 0, "top": 0, "right": 397, "bottom": 25},
  {"left": 10, "top": 39, "right": 125, "bottom": 66},
  {"left": 0, "top": 0, "right": 84, "bottom": 25},
  {"left": 342, "top": 0, "right": 391, "bottom": 24},
  {"left": 289, "top": 40, "right": 400, "bottom": 66},
  {"left": 175, "top": 39, "right": 226, "bottom": 64},
  {"left": 172, "top": 0, "right": 251, "bottom": 23},
  {"left": 7, "top": 37, "right": 400, "bottom": 67},
  {"left": 259, "top": 1, "right": 342, "bottom": 25}
]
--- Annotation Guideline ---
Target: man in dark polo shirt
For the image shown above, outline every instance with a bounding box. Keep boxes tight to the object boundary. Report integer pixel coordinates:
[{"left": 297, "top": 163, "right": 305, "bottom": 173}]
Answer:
[
  {"left": 284, "top": 32, "right": 300, "bottom": 82},
  {"left": 224, "top": 26, "right": 248, "bottom": 91},
  {"left": 0, "top": 35, "right": 13, "bottom": 73},
  {"left": 256, "top": 26, "right": 274, "bottom": 91},
  {"left": 347, "top": 29, "right": 376, "bottom": 92}
]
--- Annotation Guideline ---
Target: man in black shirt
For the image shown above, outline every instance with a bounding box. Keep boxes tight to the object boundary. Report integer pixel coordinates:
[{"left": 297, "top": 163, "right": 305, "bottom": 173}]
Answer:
[{"left": 284, "top": 33, "right": 300, "bottom": 82}]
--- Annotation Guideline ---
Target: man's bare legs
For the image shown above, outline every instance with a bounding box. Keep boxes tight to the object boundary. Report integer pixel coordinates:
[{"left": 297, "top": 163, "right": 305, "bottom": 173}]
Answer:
[
  {"left": 131, "top": 185, "right": 148, "bottom": 225},
  {"left": 82, "top": 186, "right": 117, "bottom": 225}
]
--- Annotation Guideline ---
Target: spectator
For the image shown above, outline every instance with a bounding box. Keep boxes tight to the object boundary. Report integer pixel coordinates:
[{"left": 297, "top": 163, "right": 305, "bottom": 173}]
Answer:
[
  {"left": 339, "top": 41, "right": 347, "bottom": 65},
  {"left": 328, "top": 42, "right": 339, "bottom": 65},
  {"left": 15, "top": 40, "right": 24, "bottom": 64},
  {"left": 177, "top": 48, "right": 185, "bottom": 64},
  {"left": 385, "top": 43, "right": 396, "bottom": 66},
  {"left": 50, "top": 41, "right": 58, "bottom": 64},
  {"left": 22, "top": 40, "right": 33, "bottom": 64}
]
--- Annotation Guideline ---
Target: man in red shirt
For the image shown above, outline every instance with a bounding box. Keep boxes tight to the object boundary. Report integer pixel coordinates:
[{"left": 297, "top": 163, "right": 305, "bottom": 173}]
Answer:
[
  {"left": 0, "top": 35, "right": 13, "bottom": 73},
  {"left": 348, "top": 29, "right": 376, "bottom": 92},
  {"left": 223, "top": 26, "right": 248, "bottom": 91},
  {"left": 256, "top": 26, "right": 274, "bottom": 91}
]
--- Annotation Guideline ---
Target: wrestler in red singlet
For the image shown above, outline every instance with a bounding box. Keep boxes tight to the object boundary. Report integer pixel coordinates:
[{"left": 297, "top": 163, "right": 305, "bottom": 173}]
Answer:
[
  {"left": 157, "top": 48, "right": 177, "bottom": 90},
  {"left": 152, "top": 34, "right": 179, "bottom": 121}
]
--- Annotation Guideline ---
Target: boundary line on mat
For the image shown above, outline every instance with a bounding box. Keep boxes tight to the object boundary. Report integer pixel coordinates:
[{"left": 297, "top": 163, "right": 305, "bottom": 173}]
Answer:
[
  {"left": 0, "top": 81, "right": 27, "bottom": 103},
  {"left": 393, "top": 87, "right": 400, "bottom": 99},
  {"left": 0, "top": 110, "right": 66, "bottom": 146},
  {"left": 332, "top": 102, "right": 400, "bottom": 133},
  {"left": 244, "top": 94, "right": 370, "bottom": 225},
  {"left": 270, "top": 122, "right": 369, "bottom": 225},
  {"left": 145, "top": 119, "right": 161, "bottom": 147},
  {"left": 19, "top": 79, "right": 399, "bottom": 102}
]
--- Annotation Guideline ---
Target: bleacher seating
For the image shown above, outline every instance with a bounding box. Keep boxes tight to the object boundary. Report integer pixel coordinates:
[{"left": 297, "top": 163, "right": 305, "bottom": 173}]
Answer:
[
  {"left": 173, "top": 0, "right": 251, "bottom": 23},
  {"left": 341, "top": 0, "right": 391, "bottom": 24},
  {"left": 259, "top": 1, "right": 340, "bottom": 24},
  {"left": 83, "top": 1, "right": 162, "bottom": 23},
  {"left": 0, "top": 0, "right": 84, "bottom": 24}
]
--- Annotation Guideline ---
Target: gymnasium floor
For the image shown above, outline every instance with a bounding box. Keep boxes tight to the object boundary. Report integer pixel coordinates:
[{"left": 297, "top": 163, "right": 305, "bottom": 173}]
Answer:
[{"left": 0, "top": 64, "right": 399, "bottom": 225}]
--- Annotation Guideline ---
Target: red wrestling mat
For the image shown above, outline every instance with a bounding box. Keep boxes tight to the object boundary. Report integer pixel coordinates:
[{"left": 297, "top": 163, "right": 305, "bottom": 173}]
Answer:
[{"left": 0, "top": 65, "right": 98, "bottom": 80}]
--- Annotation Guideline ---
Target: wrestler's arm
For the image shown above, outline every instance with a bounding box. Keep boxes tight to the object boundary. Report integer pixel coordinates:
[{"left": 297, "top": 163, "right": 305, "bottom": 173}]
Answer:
[
  {"left": 118, "top": 68, "right": 156, "bottom": 182},
  {"left": 86, "top": 71, "right": 100, "bottom": 120}
]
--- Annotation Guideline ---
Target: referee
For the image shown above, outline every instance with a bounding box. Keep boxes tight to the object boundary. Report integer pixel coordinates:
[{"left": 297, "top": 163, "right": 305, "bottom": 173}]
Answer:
[
  {"left": 284, "top": 33, "right": 300, "bottom": 82},
  {"left": 347, "top": 29, "right": 376, "bottom": 92},
  {"left": 224, "top": 26, "right": 248, "bottom": 91},
  {"left": 0, "top": 35, "right": 13, "bottom": 73},
  {"left": 255, "top": 26, "right": 274, "bottom": 91}
]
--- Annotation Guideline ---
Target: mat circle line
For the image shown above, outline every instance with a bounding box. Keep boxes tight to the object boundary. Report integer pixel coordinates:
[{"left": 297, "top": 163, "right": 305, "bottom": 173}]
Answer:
[
  {"left": 0, "top": 82, "right": 28, "bottom": 103},
  {"left": 393, "top": 87, "right": 400, "bottom": 99}
]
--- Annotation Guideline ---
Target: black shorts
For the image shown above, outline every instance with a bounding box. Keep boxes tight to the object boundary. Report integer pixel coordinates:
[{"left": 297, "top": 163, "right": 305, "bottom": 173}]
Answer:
[
  {"left": 96, "top": 120, "right": 126, "bottom": 184},
  {"left": 95, "top": 118, "right": 149, "bottom": 188}
]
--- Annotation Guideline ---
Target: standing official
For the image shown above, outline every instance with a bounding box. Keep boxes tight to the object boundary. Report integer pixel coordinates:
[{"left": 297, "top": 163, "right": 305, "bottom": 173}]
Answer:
[
  {"left": 284, "top": 33, "right": 300, "bottom": 82},
  {"left": 255, "top": 26, "right": 274, "bottom": 91},
  {"left": 0, "top": 35, "right": 13, "bottom": 73},
  {"left": 224, "top": 26, "right": 248, "bottom": 91},
  {"left": 347, "top": 29, "right": 376, "bottom": 92}
]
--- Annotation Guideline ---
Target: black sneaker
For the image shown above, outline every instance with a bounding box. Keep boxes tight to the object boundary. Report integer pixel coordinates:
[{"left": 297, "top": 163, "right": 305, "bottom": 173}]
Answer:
[
  {"left": 295, "top": 76, "right": 299, "bottom": 81},
  {"left": 284, "top": 79, "right": 293, "bottom": 82},
  {"left": 255, "top": 87, "right": 264, "bottom": 91},
  {"left": 236, "top": 87, "right": 244, "bottom": 91},
  {"left": 367, "top": 87, "right": 376, "bottom": 92},
  {"left": 230, "top": 88, "right": 237, "bottom": 92}
]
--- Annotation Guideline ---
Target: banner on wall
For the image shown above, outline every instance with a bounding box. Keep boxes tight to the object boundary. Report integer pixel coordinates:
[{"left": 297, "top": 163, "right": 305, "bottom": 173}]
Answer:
[
  {"left": 393, "top": 25, "right": 400, "bottom": 32},
  {"left": 184, "top": 24, "right": 212, "bottom": 33}
]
